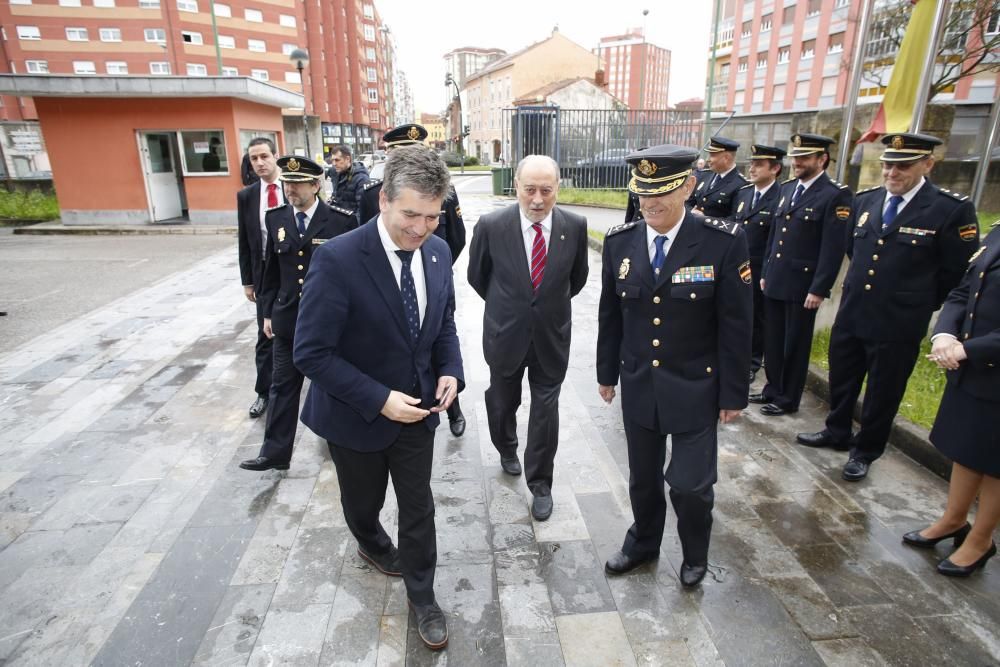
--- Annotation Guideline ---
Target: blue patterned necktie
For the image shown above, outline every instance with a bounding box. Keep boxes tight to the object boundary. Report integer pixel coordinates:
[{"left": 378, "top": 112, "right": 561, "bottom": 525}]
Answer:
[
  {"left": 882, "top": 195, "right": 903, "bottom": 231},
  {"left": 396, "top": 250, "right": 420, "bottom": 342},
  {"left": 751, "top": 190, "right": 761, "bottom": 210},
  {"left": 651, "top": 234, "right": 668, "bottom": 277},
  {"left": 791, "top": 183, "right": 805, "bottom": 207},
  {"left": 296, "top": 211, "right": 307, "bottom": 236}
]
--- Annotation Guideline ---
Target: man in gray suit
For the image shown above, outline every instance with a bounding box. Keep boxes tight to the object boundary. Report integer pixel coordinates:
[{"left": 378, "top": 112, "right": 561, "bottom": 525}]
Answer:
[{"left": 468, "top": 155, "right": 590, "bottom": 521}]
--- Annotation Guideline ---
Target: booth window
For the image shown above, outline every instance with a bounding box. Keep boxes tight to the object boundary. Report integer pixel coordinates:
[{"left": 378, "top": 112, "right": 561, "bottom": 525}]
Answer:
[{"left": 179, "top": 130, "right": 229, "bottom": 175}]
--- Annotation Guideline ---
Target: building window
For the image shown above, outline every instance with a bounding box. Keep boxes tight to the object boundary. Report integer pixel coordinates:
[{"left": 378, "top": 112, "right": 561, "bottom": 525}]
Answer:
[
  {"left": 150, "top": 61, "right": 170, "bottom": 74},
  {"left": 251, "top": 68, "right": 269, "bottom": 80},
  {"left": 363, "top": 3, "right": 374, "bottom": 18},
  {"left": 773, "top": 84, "right": 785, "bottom": 102},
  {"left": 761, "top": 13, "right": 772, "bottom": 32},
  {"left": 989, "top": 10, "right": 1000, "bottom": 34},
  {"left": 807, "top": 0, "right": 822, "bottom": 17},
  {"left": 282, "top": 43, "right": 296, "bottom": 55},
  {"left": 219, "top": 66, "right": 237, "bottom": 76},
  {"left": 821, "top": 76, "right": 838, "bottom": 97},
  {"left": 782, "top": 6, "right": 795, "bottom": 25},
  {"left": 25, "top": 60, "right": 49, "bottom": 74},
  {"left": 59, "top": 0, "right": 82, "bottom": 6},
  {"left": 17, "top": 26, "right": 41, "bottom": 40},
  {"left": 99, "top": 28, "right": 121, "bottom": 42},
  {"left": 182, "top": 31, "right": 203, "bottom": 45},
  {"left": 366, "top": 47, "right": 376, "bottom": 60},
  {"left": 279, "top": 14, "right": 295, "bottom": 27},
  {"left": 106, "top": 61, "right": 128, "bottom": 74},
  {"left": 144, "top": 28, "right": 166, "bottom": 42},
  {"left": 835, "top": 0, "right": 850, "bottom": 6},
  {"left": 741, "top": 21, "right": 752, "bottom": 38},
  {"left": 796, "top": 80, "right": 810, "bottom": 99},
  {"left": 367, "top": 88, "right": 378, "bottom": 102},
  {"left": 248, "top": 38, "right": 266, "bottom": 52},
  {"left": 187, "top": 63, "right": 207, "bottom": 76},
  {"left": 177, "top": 0, "right": 197, "bottom": 11},
  {"left": 369, "top": 110, "right": 379, "bottom": 124},
  {"left": 284, "top": 71, "right": 301, "bottom": 83},
  {"left": 218, "top": 35, "right": 235, "bottom": 49},
  {"left": 73, "top": 60, "right": 97, "bottom": 74},
  {"left": 778, "top": 46, "right": 790, "bottom": 63},
  {"left": 737, "top": 57, "right": 748, "bottom": 73},
  {"left": 93, "top": 0, "right": 115, "bottom": 6},
  {"left": 10, "top": 0, "right": 32, "bottom": 5},
  {"left": 139, "top": 0, "right": 159, "bottom": 7},
  {"left": 179, "top": 130, "right": 228, "bottom": 174},
  {"left": 801, "top": 39, "right": 816, "bottom": 59},
  {"left": 364, "top": 25, "right": 375, "bottom": 41},
  {"left": 828, "top": 32, "right": 844, "bottom": 54},
  {"left": 367, "top": 67, "right": 377, "bottom": 82},
  {"left": 244, "top": 8, "right": 262, "bottom": 22},
  {"left": 214, "top": 3, "right": 230, "bottom": 16},
  {"left": 66, "top": 27, "right": 89, "bottom": 41},
  {"left": 756, "top": 54, "right": 767, "bottom": 69}
]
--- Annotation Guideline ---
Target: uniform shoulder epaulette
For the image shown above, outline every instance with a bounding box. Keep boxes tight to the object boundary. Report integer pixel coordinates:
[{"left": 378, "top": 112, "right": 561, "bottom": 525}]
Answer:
[
  {"left": 696, "top": 168, "right": 712, "bottom": 174},
  {"left": 605, "top": 221, "right": 638, "bottom": 237},
  {"left": 738, "top": 182, "right": 754, "bottom": 190},
  {"left": 265, "top": 202, "right": 288, "bottom": 212},
  {"left": 363, "top": 179, "right": 382, "bottom": 191},
  {"left": 781, "top": 177, "right": 796, "bottom": 184},
  {"left": 856, "top": 185, "right": 881, "bottom": 196},
  {"left": 938, "top": 188, "right": 969, "bottom": 201},
  {"left": 703, "top": 217, "right": 739, "bottom": 235},
  {"left": 330, "top": 204, "right": 354, "bottom": 217},
  {"left": 735, "top": 172, "right": 748, "bottom": 180}
]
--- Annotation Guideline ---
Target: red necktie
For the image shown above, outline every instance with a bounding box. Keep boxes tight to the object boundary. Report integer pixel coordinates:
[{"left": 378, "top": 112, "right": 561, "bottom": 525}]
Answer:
[
  {"left": 266, "top": 183, "right": 278, "bottom": 208},
  {"left": 530, "top": 223, "right": 546, "bottom": 292}
]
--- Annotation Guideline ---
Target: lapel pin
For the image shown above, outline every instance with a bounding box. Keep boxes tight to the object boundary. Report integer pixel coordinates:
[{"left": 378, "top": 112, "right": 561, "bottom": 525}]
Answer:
[
  {"left": 431, "top": 255, "right": 437, "bottom": 263},
  {"left": 560, "top": 234, "right": 565, "bottom": 240}
]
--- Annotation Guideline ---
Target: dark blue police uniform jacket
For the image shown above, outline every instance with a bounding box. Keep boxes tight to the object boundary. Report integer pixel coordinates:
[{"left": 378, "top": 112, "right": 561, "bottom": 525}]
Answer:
[
  {"left": 686, "top": 168, "right": 747, "bottom": 219},
  {"left": 293, "top": 220, "right": 465, "bottom": 451},
  {"left": 730, "top": 181, "right": 781, "bottom": 275}
]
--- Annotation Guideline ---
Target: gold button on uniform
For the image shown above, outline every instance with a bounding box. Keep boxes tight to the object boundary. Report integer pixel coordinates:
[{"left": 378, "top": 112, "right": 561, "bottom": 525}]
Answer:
[
  {"left": 652, "top": 339, "right": 660, "bottom": 347},
  {"left": 621, "top": 291, "right": 627, "bottom": 297},
  {"left": 782, "top": 227, "right": 787, "bottom": 232},
  {"left": 297, "top": 264, "right": 304, "bottom": 271},
  {"left": 872, "top": 254, "right": 879, "bottom": 261},
  {"left": 652, "top": 360, "right": 660, "bottom": 367},
  {"left": 776, "top": 253, "right": 782, "bottom": 258},
  {"left": 706, "top": 367, "right": 712, "bottom": 373},
  {"left": 653, "top": 317, "right": 661, "bottom": 325},
  {"left": 298, "top": 278, "right": 304, "bottom": 284},
  {"left": 970, "top": 313, "right": 974, "bottom": 319},
  {"left": 778, "top": 240, "right": 784, "bottom": 246},
  {"left": 877, "top": 239, "right": 884, "bottom": 246},
  {"left": 867, "top": 269, "right": 875, "bottom": 276},
  {"left": 653, "top": 296, "right": 661, "bottom": 304},
  {"left": 980, "top": 272, "right": 986, "bottom": 278},
  {"left": 864, "top": 284, "right": 871, "bottom": 291},
  {"left": 911, "top": 239, "right": 918, "bottom": 245},
  {"left": 298, "top": 250, "right": 304, "bottom": 257},
  {"left": 689, "top": 293, "right": 697, "bottom": 300},
  {"left": 964, "top": 333, "right": 970, "bottom": 340}
]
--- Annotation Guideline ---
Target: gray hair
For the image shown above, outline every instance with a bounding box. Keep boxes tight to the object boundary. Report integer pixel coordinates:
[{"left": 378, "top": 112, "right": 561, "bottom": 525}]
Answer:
[
  {"left": 515, "top": 154, "right": 560, "bottom": 181},
  {"left": 383, "top": 144, "right": 451, "bottom": 202}
]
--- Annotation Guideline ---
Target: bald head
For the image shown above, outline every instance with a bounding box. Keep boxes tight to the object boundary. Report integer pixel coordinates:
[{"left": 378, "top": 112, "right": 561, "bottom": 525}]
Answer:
[
  {"left": 515, "top": 154, "right": 560, "bottom": 181},
  {"left": 514, "top": 154, "right": 560, "bottom": 223}
]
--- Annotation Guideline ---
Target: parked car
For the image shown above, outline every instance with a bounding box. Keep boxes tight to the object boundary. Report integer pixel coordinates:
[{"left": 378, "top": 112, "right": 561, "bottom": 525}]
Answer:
[{"left": 573, "top": 148, "right": 631, "bottom": 188}]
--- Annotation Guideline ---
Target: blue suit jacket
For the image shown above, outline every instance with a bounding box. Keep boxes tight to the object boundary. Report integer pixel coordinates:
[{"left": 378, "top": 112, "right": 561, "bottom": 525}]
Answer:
[{"left": 293, "top": 220, "right": 465, "bottom": 451}]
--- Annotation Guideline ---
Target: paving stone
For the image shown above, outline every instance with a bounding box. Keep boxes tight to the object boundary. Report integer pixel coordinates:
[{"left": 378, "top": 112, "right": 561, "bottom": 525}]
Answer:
[
  {"left": 375, "top": 613, "right": 407, "bottom": 667},
  {"left": 753, "top": 500, "right": 836, "bottom": 548},
  {"left": 537, "top": 539, "right": 616, "bottom": 616},
  {"left": 811, "top": 637, "right": 888, "bottom": 666},
  {"left": 0, "top": 565, "right": 80, "bottom": 661},
  {"left": 498, "top": 583, "right": 556, "bottom": 636},
  {"left": 555, "top": 611, "right": 637, "bottom": 667},
  {"left": 606, "top": 570, "right": 684, "bottom": 645},
  {"left": 0, "top": 522, "right": 121, "bottom": 593},
  {"left": 248, "top": 603, "right": 331, "bottom": 666},
  {"left": 191, "top": 583, "right": 274, "bottom": 666},
  {"left": 793, "top": 543, "right": 894, "bottom": 607},
  {"left": 763, "top": 574, "right": 853, "bottom": 640},
  {"left": 631, "top": 640, "right": 698, "bottom": 667},
  {"left": 320, "top": 573, "right": 386, "bottom": 666},
  {"left": 840, "top": 604, "right": 963, "bottom": 666},
  {"left": 271, "top": 526, "right": 350, "bottom": 607},
  {"left": 504, "top": 632, "right": 565, "bottom": 667}
]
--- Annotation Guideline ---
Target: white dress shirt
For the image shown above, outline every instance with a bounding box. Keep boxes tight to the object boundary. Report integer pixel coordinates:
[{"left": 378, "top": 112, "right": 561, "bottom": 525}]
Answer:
[
  {"left": 520, "top": 209, "right": 552, "bottom": 271},
  {"left": 377, "top": 215, "right": 427, "bottom": 325},
  {"left": 258, "top": 178, "right": 284, "bottom": 256},
  {"left": 646, "top": 212, "right": 685, "bottom": 264},
  {"left": 795, "top": 171, "right": 823, "bottom": 196},
  {"left": 882, "top": 176, "right": 925, "bottom": 217},
  {"left": 293, "top": 197, "right": 320, "bottom": 233},
  {"left": 755, "top": 180, "right": 775, "bottom": 201}
]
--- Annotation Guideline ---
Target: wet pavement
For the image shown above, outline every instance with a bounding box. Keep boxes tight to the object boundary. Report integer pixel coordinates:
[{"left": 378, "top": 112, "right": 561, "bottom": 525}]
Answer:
[{"left": 1, "top": 194, "right": 998, "bottom": 666}]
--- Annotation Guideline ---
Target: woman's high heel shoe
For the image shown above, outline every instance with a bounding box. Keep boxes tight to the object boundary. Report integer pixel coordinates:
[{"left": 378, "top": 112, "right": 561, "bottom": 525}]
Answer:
[
  {"left": 902, "top": 522, "right": 971, "bottom": 548},
  {"left": 937, "top": 542, "right": 997, "bottom": 578}
]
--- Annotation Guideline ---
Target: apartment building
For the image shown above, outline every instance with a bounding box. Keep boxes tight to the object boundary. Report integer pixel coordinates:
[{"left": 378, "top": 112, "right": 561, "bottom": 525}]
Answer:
[
  {"left": 443, "top": 46, "right": 505, "bottom": 108},
  {"left": 593, "top": 29, "right": 671, "bottom": 109}
]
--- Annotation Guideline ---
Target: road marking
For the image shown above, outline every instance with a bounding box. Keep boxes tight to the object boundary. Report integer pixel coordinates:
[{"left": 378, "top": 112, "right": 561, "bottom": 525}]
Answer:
[
  {"left": 453, "top": 174, "right": 490, "bottom": 193},
  {"left": 127, "top": 258, "right": 150, "bottom": 269},
  {"left": 12, "top": 288, "right": 62, "bottom": 304}
]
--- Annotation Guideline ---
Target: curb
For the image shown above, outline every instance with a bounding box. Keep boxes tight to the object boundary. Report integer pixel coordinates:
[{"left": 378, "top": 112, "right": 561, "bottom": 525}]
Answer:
[{"left": 14, "top": 224, "right": 238, "bottom": 236}]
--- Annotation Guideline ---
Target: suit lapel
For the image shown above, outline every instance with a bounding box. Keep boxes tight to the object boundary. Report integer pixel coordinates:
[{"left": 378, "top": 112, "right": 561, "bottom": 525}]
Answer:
[
  {"left": 542, "top": 208, "right": 568, "bottom": 291},
  {"left": 865, "top": 189, "right": 885, "bottom": 236},
  {"left": 504, "top": 207, "right": 534, "bottom": 295},
  {"left": 360, "top": 222, "right": 412, "bottom": 344},
  {"left": 417, "top": 242, "right": 445, "bottom": 344},
  {"left": 300, "top": 202, "right": 328, "bottom": 245},
  {"left": 787, "top": 173, "right": 824, "bottom": 214},
  {"left": 633, "top": 222, "right": 655, "bottom": 288},
  {"left": 659, "top": 214, "right": 700, "bottom": 289}
]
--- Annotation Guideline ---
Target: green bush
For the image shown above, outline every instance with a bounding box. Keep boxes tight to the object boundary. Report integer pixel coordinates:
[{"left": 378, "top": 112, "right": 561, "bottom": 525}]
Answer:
[
  {"left": 0, "top": 189, "right": 59, "bottom": 220},
  {"left": 438, "top": 152, "right": 478, "bottom": 167}
]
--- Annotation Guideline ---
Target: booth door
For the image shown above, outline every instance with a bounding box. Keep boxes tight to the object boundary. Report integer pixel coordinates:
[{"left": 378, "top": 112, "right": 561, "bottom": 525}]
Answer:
[{"left": 140, "top": 133, "right": 183, "bottom": 221}]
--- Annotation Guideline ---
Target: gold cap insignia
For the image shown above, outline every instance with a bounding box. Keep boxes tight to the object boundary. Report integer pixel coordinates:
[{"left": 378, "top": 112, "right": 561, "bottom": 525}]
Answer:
[
  {"left": 891, "top": 135, "right": 904, "bottom": 150},
  {"left": 637, "top": 160, "right": 657, "bottom": 177},
  {"left": 793, "top": 136, "right": 802, "bottom": 147},
  {"left": 287, "top": 158, "right": 300, "bottom": 172},
  {"left": 407, "top": 127, "right": 420, "bottom": 141},
  {"left": 618, "top": 258, "right": 631, "bottom": 280}
]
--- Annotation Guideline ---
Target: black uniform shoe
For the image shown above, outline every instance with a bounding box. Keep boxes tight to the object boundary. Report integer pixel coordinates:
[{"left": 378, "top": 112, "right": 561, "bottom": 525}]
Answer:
[
  {"left": 902, "top": 523, "right": 971, "bottom": 549},
  {"left": 357, "top": 545, "right": 402, "bottom": 577},
  {"left": 449, "top": 414, "right": 465, "bottom": 437},
  {"left": 760, "top": 403, "right": 790, "bottom": 416},
  {"left": 500, "top": 455, "right": 522, "bottom": 476},
  {"left": 605, "top": 550, "right": 657, "bottom": 575},
  {"left": 842, "top": 458, "right": 870, "bottom": 481},
  {"left": 937, "top": 542, "right": 996, "bottom": 577},
  {"left": 680, "top": 562, "right": 708, "bottom": 588},
  {"left": 239, "top": 456, "right": 289, "bottom": 471},
  {"left": 531, "top": 493, "right": 553, "bottom": 521},
  {"left": 748, "top": 392, "right": 768, "bottom": 404},
  {"left": 796, "top": 430, "right": 850, "bottom": 451},
  {"left": 748, "top": 369, "right": 757, "bottom": 383},
  {"left": 408, "top": 600, "right": 448, "bottom": 650},
  {"left": 249, "top": 395, "right": 269, "bottom": 418}
]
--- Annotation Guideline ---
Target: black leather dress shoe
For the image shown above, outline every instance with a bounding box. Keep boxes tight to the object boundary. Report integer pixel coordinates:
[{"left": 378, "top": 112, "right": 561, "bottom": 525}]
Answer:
[
  {"left": 937, "top": 542, "right": 996, "bottom": 577},
  {"left": 449, "top": 414, "right": 466, "bottom": 437},
  {"left": 605, "top": 550, "right": 657, "bottom": 575},
  {"left": 902, "top": 523, "right": 971, "bottom": 549},
  {"left": 748, "top": 369, "right": 758, "bottom": 383},
  {"left": 842, "top": 458, "right": 870, "bottom": 481},
  {"left": 500, "top": 455, "right": 522, "bottom": 476},
  {"left": 357, "top": 545, "right": 402, "bottom": 577},
  {"left": 796, "top": 430, "right": 850, "bottom": 451},
  {"left": 531, "top": 493, "right": 553, "bottom": 521},
  {"left": 680, "top": 562, "right": 708, "bottom": 588},
  {"left": 239, "top": 456, "right": 289, "bottom": 471},
  {"left": 748, "top": 392, "right": 768, "bottom": 404},
  {"left": 248, "top": 395, "right": 269, "bottom": 418},
  {"left": 408, "top": 600, "right": 448, "bottom": 650},
  {"left": 760, "top": 403, "right": 790, "bottom": 416}
]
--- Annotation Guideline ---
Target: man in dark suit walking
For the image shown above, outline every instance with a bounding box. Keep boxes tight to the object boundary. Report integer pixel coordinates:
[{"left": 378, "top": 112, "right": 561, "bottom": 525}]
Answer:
[
  {"left": 294, "top": 145, "right": 463, "bottom": 650},
  {"left": 796, "top": 133, "right": 979, "bottom": 481},
  {"left": 238, "top": 156, "right": 354, "bottom": 472},
  {"left": 236, "top": 137, "right": 282, "bottom": 419},
  {"left": 686, "top": 136, "right": 747, "bottom": 218},
  {"left": 467, "top": 155, "right": 590, "bottom": 521}
]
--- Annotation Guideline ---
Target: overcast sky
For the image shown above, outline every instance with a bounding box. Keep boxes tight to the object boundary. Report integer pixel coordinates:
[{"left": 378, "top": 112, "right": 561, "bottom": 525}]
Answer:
[{"left": 375, "top": 0, "right": 715, "bottom": 116}]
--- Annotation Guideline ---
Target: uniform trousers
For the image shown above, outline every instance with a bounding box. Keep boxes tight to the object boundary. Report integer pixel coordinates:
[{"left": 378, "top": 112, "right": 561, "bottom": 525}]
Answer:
[
  {"left": 825, "top": 325, "right": 921, "bottom": 463},
  {"left": 622, "top": 417, "right": 718, "bottom": 567},
  {"left": 327, "top": 422, "right": 437, "bottom": 605},
  {"left": 485, "top": 344, "right": 562, "bottom": 496},
  {"left": 253, "top": 293, "right": 273, "bottom": 396},
  {"left": 761, "top": 297, "right": 818, "bottom": 411},
  {"left": 258, "top": 333, "right": 302, "bottom": 465},
  {"left": 750, "top": 262, "right": 766, "bottom": 373}
]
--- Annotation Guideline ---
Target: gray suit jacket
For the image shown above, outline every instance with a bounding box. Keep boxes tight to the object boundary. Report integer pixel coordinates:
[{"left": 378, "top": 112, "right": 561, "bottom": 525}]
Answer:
[{"left": 467, "top": 203, "right": 589, "bottom": 381}]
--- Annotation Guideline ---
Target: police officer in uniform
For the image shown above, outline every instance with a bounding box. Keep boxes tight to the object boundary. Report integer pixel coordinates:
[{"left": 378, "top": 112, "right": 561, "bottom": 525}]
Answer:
[
  {"left": 359, "top": 124, "right": 469, "bottom": 436},
  {"left": 686, "top": 137, "right": 747, "bottom": 218},
  {"left": 239, "top": 156, "right": 355, "bottom": 471},
  {"left": 752, "top": 133, "right": 852, "bottom": 416},
  {"left": 729, "top": 144, "right": 786, "bottom": 382},
  {"left": 597, "top": 145, "right": 752, "bottom": 587},
  {"left": 796, "top": 133, "right": 979, "bottom": 481}
]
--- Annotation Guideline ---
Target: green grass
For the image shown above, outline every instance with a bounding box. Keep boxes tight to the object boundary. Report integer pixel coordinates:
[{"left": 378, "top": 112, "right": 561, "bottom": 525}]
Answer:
[
  {"left": 977, "top": 211, "right": 998, "bottom": 234},
  {"left": 810, "top": 328, "right": 947, "bottom": 431},
  {"left": 448, "top": 165, "right": 493, "bottom": 172},
  {"left": 557, "top": 188, "right": 629, "bottom": 209},
  {"left": 587, "top": 228, "right": 606, "bottom": 244},
  {"left": 0, "top": 189, "right": 59, "bottom": 221}
]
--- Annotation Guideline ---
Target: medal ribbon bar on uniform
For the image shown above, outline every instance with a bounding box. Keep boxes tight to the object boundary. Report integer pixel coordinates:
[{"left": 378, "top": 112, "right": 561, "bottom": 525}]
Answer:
[
  {"left": 671, "top": 265, "right": 716, "bottom": 284},
  {"left": 897, "top": 227, "right": 936, "bottom": 237}
]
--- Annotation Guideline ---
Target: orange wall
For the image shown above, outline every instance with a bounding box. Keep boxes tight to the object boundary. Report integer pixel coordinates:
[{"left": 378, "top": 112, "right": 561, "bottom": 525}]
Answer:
[{"left": 35, "top": 96, "right": 283, "bottom": 213}]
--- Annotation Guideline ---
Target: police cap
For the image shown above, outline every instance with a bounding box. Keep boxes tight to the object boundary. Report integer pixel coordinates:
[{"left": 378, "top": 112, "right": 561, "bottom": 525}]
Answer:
[
  {"left": 706, "top": 136, "right": 739, "bottom": 153},
  {"left": 787, "top": 133, "right": 835, "bottom": 157},
  {"left": 625, "top": 144, "right": 699, "bottom": 196},
  {"left": 383, "top": 124, "right": 428, "bottom": 147},
  {"left": 277, "top": 155, "right": 323, "bottom": 182},
  {"left": 880, "top": 132, "right": 941, "bottom": 162},
  {"left": 749, "top": 143, "right": 787, "bottom": 161}
]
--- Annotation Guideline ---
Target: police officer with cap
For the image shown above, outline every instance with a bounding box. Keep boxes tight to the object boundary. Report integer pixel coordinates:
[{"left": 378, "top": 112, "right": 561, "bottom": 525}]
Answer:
[
  {"left": 752, "top": 133, "right": 852, "bottom": 416},
  {"left": 796, "top": 133, "right": 979, "bottom": 481},
  {"left": 240, "top": 156, "right": 355, "bottom": 471},
  {"left": 730, "top": 144, "right": 786, "bottom": 382},
  {"left": 597, "top": 144, "right": 752, "bottom": 587},
  {"left": 686, "top": 136, "right": 747, "bottom": 218},
  {"left": 358, "top": 124, "right": 469, "bottom": 436}
]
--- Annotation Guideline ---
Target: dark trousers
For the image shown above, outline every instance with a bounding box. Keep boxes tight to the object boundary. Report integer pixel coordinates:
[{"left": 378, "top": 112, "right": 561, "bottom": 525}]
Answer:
[
  {"left": 622, "top": 418, "right": 717, "bottom": 567},
  {"left": 750, "top": 276, "right": 766, "bottom": 373},
  {"left": 327, "top": 423, "right": 437, "bottom": 605},
  {"left": 446, "top": 395, "right": 462, "bottom": 422},
  {"left": 258, "top": 333, "right": 303, "bottom": 465},
  {"left": 825, "top": 325, "right": 921, "bottom": 463},
  {"left": 253, "top": 291, "right": 273, "bottom": 396},
  {"left": 761, "top": 297, "right": 818, "bottom": 411},
  {"left": 485, "top": 345, "right": 562, "bottom": 495}
]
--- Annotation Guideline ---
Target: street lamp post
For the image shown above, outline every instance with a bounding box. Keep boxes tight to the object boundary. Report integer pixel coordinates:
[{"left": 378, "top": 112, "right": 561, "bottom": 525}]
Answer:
[
  {"left": 289, "top": 48, "right": 310, "bottom": 157},
  {"left": 445, "top": 73, "right": 465, "bottom": 173}
]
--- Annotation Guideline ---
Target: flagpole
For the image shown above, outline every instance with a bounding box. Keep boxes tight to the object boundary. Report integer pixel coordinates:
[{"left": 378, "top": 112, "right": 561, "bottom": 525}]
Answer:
[
  {"left": 836, "top": 0, "right": 875, "bottom": 183},
  {"left": 971, "top": 96, "right": 999, "bottom": 209},
  {"left": 911, "top": 0, "right": 950, "bottom": 132}
]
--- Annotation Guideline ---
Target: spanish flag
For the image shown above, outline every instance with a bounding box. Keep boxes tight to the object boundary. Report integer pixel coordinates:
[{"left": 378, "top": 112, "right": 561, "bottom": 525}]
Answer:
[{"left": 859, "top": 0, "right": 939, "bottom": 143}]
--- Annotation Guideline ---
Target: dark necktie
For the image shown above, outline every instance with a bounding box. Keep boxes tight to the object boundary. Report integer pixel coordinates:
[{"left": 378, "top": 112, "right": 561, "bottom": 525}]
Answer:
[
  {"left": 266, "top": 182, "right": 278, "bottom": 208},
  {"left": 396, "top": 250, "right": 420, "bottom": 342},
  {"left": 530, "top": 223, "right": 547, "bottom": 292},
  {"left": 651, "top": 234, "right": 668, "bottom": 277},
  {"left": 710, "top": 173, "right": 719, "bottom": 190},
  {"left": 296, "top": 211, "right": 307, "bottom": 236},
  {"left": 791, "top": 183, "right": 805, "bottom": 207},
  {"left": 882, "top": 195, "right": 903, "bottom": 231},
  {"left": 751, "top": 190, "right": 761, "bottom": 210}
]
